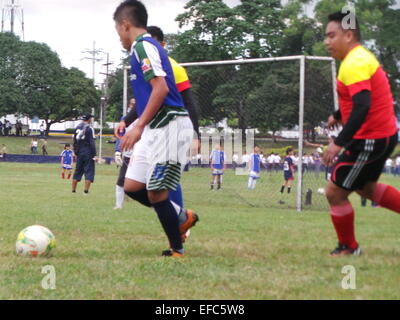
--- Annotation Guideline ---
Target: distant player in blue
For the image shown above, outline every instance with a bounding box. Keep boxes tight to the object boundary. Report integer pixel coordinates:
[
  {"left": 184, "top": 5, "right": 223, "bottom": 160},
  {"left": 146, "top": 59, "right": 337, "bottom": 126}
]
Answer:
[
  {"left": 210, "top": 145, "right": 225, "bottom": 190},
  {"left": 60, "top": 143, "right": 74, "bottom": 180},
  {"left": 279, "top": 148, "right": 295, "bottom": 204},
  {"left": 248, "top": 146, "right": 262, "bottom": 190}
]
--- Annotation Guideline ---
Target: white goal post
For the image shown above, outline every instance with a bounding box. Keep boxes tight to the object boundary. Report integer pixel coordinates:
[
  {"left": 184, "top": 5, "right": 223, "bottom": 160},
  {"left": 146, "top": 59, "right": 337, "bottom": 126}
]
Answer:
[{"left": 123, "top": 55, "right": 339, "bottom": 212}]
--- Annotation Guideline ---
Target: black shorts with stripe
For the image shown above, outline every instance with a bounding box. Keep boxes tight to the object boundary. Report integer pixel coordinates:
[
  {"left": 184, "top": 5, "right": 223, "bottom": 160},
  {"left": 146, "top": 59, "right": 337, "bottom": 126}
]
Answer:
[{"left": 331, "top": 132, "right": 398, "bottom": 191}]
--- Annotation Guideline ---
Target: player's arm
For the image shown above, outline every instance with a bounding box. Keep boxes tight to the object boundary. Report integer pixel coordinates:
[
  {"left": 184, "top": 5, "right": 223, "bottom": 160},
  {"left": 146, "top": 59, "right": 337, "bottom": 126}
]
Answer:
[
  {"left": 334, "top": 90, "right": 371, "bottom": 147},
  {"left": 180, "top": 88, "right": 200, "bottom": 137},
  {"left": 121, "top": 107, "right": 138, "bottom": 128},
  {"left": 121, "top": 77, "right": 168, "bottom": 151},
  {"left": 89, "top": 127, "right": 97, "bottom": 159}
]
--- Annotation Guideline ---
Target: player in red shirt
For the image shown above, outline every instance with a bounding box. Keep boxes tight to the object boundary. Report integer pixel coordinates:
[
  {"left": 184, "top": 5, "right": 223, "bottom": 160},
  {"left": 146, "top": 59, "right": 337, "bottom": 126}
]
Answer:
[{"left": 323, "top": 11, "right": 400, "bottom": 256}]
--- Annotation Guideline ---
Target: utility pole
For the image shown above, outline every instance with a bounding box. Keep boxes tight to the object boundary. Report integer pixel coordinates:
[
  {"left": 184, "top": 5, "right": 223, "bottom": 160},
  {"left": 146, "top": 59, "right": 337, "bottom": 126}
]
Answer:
[
  {"left": 81, "top": 41, "right": 105, "bottom": 85},
  {"left": 98, "top": 53, "right": 114, "bottom": 163},
  {"left": 1, "top": 0, "right": 25, "bottom": 40}
]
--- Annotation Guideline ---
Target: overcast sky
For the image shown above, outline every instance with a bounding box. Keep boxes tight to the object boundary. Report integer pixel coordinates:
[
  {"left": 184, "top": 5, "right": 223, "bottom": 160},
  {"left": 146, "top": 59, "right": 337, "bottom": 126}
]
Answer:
[
  {"left": 1, "top": 0, "right": 240, "bottom": 85},
  {"left": 2, "top": 0, "right": 398, "bottom": 85}
]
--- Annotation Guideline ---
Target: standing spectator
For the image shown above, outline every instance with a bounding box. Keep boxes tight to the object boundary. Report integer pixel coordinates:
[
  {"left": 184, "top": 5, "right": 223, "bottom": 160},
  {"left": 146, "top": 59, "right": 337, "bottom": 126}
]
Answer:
[
  {"left": 313, "top": 149, "right": 322, "bottom": 178},
  {"left": 72, "top": 114, "right": 96, "bottom": 194},
  {"left": 0, "top": 144, "right": 6, "bottom": 160},
  {"left": 6, "top": 121, "right": 13, "bottom": 135},
  {"left": 42, "top": 139, "right": 48, "bottom": 156},
  {"left": 385, "top": 158, "right": 393, "bottom": 175},
  {"left": 30, "top": 138, "right": 38, "bottom": 154},
  {"left": 0, "top": 120, "right": 3, "bottom": 136},
  {"left": 232, "top": 152, "right": 239, "bottom": 170},
  {"left": 3, "top": 120, "right": 9, "bottom": 136},
  {"left": 395, "top": 155, "right": 400, "bottom": 176},
  {"left": 39, "top": 121, "right": 45, "bottom": 137},
  {"left": 273, "top": 153, "right": 281, "bottom": 172},
  {"left": 15, "top": 121, "right": 20, "bottom": 136},
  {"left": 196, "top": 153, "right": 202, "bottom": 165},
  {"left": 241, "top": 151, "right": 250, "bottom": 169},
  {"left": 266, "top": 153, "right": 274, "bottom": 172}
]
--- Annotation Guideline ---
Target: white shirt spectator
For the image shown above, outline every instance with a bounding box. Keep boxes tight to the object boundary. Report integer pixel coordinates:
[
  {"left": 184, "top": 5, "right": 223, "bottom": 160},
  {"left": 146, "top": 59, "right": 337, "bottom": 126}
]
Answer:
[
  {"left": 386, "top": 158, "right": 393, "bottom": 168},
  {"left": 232, "top": 153, "right": 239, "bottom": 163},
  {"left": 395, "top": 156, "right": 400, "bottom": 167},
  {"left": 273, "top": 154, "right": 281, "bottom": 164},
  {"left": 267, "top": 155, "right": 274, "bottom": 164},
  {"left": 241, "top": 153, "right": 250, "bottom": 164}
]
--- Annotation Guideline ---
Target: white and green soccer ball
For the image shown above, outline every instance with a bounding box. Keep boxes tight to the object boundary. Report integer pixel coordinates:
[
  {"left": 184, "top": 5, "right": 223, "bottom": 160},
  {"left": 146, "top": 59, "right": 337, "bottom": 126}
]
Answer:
[
  {"left": 317, "top": 188, "right": 326, "bottom": 195},
  {"left": 16, "top": 225, "right": 56, "bottom": 257}
]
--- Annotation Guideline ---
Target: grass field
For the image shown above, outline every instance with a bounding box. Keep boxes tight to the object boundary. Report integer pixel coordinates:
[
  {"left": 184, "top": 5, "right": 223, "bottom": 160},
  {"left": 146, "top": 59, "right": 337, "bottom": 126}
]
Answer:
[
  {"left": 1, "top": 162, "right": 400, "bottom": 300},
  {"left": 0, "top": 136, "right": 117, "bottom": 158}
]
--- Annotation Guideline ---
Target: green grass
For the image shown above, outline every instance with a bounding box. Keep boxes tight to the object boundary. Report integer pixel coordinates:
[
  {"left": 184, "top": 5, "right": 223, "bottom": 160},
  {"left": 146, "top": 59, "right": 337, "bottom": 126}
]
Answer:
[
  {"left": 0, "top": 136, "right": 117, "bottom": 157},
  {"left": 1, "top": 163, "right": 400, "bottom": 299}
]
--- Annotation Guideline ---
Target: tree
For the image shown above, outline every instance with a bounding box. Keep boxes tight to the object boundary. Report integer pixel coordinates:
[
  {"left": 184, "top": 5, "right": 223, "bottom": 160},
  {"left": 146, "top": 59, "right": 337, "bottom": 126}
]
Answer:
[
  {"left": 0, "top": 32, "right": 26, "bottom": 117},
  {"left": 0, "top": 34, "right": 100, "bottom": 135}
]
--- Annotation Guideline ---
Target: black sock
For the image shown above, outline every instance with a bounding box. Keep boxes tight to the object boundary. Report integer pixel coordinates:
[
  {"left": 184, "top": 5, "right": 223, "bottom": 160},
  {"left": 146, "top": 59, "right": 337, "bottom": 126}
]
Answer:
[
  {"left": 125, "top": 189, "right": 152, "bottom": 207},
  {"left": 210, "top": 184, "right": 214, "bottom": 190},
  {"left": 84, "top": 190, "right": 89, "bottom": 194},
  {"left": 217, "top": 183, "right": 221, "bottom": 189},
  {"left": 153, "top": 200, "right": 183, "bottom": 253},
  {"left": 280, "top": 186, "right": 285, "bottom": 193},
  {"left": 287, "top": 187, "right": 291, "bottom": 194}
]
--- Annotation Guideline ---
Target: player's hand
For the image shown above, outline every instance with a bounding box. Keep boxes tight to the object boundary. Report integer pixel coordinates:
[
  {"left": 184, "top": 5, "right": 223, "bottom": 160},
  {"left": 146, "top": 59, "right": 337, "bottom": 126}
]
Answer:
[
  {"left": 114, "top": 121, "right": 126, "bottom": 139},
  {"left": 323, "top": 142, "right": 342, "bottom": 167},
  {"left": 120, "top": 124, "right": 144, "bottom": 151},
  {"left": 327, "top": 115, "right": 339, "bottom": 130},
  {"left": 114, "top": 151, "right": 123, "bottom": 167}
]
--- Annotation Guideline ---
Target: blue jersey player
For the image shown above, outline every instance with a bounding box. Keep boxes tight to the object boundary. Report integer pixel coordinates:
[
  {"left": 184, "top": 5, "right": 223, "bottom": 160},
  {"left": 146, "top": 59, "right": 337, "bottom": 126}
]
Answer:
[
  {"left": 210, "top": 145, "right": 225, "bottom": 190},
  {"left": 248, "top": 146, "right": 262, "bottom": 190},
  {"left": 113, "top": 0, "right": 198, "bottom": 258},
  {"left": 60, "top": 144, "right": 74, "bottom": 180}
]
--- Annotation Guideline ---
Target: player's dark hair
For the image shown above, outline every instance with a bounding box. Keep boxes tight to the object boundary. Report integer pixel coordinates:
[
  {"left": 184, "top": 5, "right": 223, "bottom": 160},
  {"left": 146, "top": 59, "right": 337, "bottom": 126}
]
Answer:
[
  {"left": 113, "top": 0, "right": 148, "bottom": 28},
  {"left": 147, "top": 26, "right": 164, "bottom": 42},
  {"left": 65, "top": 143, "right": 70, "bottom": 148},
  {"left": 328, "top": 11, "right": 361, "bottom": 41},
  {"left": 286, "top": 148, "right": 293, "bottom": 155}
]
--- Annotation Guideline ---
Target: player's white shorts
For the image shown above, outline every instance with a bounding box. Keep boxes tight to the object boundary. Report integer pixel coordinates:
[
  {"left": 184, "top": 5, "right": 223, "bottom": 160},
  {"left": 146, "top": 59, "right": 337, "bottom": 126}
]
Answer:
[
  {"left": 212, "top": 169, "right": 224, "bottom": 176},
  {"left": 249, "top": 171, "right": 260, "bottom": 179},
  {"left": 62, "top": 164, "right": 72, "bottom": 170},
  {"left": 125, "top": 116, "right": 193, "bottom": 191}
]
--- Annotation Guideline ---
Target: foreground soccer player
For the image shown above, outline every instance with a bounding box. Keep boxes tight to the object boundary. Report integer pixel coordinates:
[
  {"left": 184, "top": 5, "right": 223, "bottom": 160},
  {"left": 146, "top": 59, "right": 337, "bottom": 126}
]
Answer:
[
  {"left": 114, "top": 0, "right": 196, "bottom": 258},
  {"left": 324, "top": 12, "right": 400, "bottom": 256}
]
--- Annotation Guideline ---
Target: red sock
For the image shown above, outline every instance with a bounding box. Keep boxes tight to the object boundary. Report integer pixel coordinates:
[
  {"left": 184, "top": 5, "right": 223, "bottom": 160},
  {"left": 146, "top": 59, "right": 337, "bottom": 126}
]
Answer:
[
  {"left": 372, "top": 184, "right": 400, "bottom": 213},
  {"left": 61, "top": 172, "right": 65, "bottom": 179},
  {"left": 67, "top": 173, "right": 71, "bottom": 180},
  {"left": 330, "top": 202, "right": 358, "bottom": 249}
]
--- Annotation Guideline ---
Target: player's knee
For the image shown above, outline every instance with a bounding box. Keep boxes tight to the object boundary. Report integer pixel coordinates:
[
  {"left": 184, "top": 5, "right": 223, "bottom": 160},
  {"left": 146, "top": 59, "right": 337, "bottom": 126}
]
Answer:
[{"left": 148, "top": 190, "right": 169, "bottom": 204}]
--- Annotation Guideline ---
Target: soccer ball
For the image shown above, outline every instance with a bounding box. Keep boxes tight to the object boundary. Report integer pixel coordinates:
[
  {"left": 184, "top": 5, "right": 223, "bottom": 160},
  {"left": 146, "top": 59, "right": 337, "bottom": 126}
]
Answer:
[
  {"left": 16, "top": 225, "right": 56, "bottom": 257},
  {"left": 317, "top": 188, "right": 326, "bottom": 195}
]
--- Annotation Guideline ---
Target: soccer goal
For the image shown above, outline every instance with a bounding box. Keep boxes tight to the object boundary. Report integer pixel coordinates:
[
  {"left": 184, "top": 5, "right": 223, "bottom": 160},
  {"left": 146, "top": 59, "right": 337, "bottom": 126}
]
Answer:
[{"left": 123, "top": 55, "right": 338, "bottom": 212}]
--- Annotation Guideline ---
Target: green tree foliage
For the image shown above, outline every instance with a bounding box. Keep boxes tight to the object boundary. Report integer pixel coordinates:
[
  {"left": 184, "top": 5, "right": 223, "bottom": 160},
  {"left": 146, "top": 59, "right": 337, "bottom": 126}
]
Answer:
[{"left": 0, "top": 33, "right": 99, "bottom": 135}]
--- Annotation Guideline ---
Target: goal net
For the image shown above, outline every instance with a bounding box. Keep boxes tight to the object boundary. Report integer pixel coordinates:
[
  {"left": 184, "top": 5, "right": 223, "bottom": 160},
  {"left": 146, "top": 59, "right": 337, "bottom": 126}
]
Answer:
[{"left": 123, "top": 55, "right": 338, "bottom": 212}]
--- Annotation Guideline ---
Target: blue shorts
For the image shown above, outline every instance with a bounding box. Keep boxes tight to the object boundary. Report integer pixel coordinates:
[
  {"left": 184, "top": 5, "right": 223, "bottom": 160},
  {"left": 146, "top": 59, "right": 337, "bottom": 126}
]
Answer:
[
  {"left": 284, "top": 171, "right": 294, "bottom": 181},
  {"left": 73, "top": 155, "right": 95, "bottom": 182}
]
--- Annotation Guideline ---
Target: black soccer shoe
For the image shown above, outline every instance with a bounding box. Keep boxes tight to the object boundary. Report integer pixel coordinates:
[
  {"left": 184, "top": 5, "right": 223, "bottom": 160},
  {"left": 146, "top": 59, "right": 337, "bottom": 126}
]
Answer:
[{"left": 330, "top": 243, "right": 362, "bottom": 256}]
